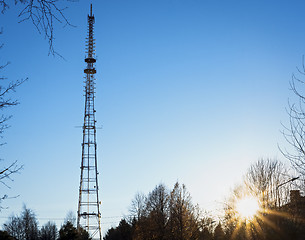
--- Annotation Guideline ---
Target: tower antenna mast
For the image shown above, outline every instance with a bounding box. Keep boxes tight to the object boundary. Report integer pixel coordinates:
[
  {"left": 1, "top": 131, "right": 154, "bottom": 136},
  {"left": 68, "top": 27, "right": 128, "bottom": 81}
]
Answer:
[{"left": 77, "top": 4, "right": 102, "bottom": 239}]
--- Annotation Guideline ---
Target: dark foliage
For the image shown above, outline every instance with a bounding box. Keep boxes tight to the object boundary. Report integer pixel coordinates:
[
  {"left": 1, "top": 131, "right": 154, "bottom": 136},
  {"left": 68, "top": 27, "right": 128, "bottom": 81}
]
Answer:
[
  {"left": 40, "top": 221, "right": 57, "bottom": 240},
  {"left": 58, "top": 221, "right": 90, "bottom": 240},
  {"left": 104, "top": 219, "right": 133, "bottom": 240},
  {"left": 0, "top": 230, "right": 15, "bottom": 240}
]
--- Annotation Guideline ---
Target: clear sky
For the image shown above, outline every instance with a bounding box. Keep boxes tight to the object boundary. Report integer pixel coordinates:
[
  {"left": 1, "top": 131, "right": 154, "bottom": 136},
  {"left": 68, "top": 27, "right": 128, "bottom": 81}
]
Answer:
[{"left": 0, "top": 0, "right": 305, "bottom": 234}]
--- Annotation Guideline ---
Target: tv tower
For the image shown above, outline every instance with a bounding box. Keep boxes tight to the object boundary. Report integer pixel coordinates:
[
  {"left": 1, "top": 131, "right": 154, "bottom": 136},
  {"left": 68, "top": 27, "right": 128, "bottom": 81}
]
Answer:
[{"left": 77, "top": 4, "right": 102, "bottom": 240}]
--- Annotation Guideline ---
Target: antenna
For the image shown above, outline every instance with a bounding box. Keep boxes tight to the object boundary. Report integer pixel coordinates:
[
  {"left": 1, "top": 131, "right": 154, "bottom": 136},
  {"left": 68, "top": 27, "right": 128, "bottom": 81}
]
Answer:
[{"left": 77, "top": 4, "right": 102, "bottom": 240}]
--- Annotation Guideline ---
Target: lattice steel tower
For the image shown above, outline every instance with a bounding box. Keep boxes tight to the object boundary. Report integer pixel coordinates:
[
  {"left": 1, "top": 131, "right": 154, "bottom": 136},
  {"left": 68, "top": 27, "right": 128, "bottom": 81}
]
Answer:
[{"left": 77, "top": 4, "right": 102, "bottom": 240}]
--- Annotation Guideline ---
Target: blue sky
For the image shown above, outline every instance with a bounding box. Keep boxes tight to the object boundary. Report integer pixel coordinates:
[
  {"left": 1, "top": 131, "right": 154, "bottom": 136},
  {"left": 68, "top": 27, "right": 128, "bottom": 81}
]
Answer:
[{"left": 0, "top": 0, "right": 305, "bottom": 234}]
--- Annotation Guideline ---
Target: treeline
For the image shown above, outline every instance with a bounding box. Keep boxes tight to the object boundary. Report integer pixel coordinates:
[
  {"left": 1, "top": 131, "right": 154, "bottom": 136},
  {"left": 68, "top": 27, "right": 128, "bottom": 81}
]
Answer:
[
  {"left": 1, "top": 158, "right": 304, "bottom": 240},
  {"left": 0, "top": 206, "right": 89, "bottom": 240},
  {"left": 104, "top": 159, "right": 305, "bottom": 240},
  {"left": 105, "top": 182, "right": 214, "bottom": 240}
]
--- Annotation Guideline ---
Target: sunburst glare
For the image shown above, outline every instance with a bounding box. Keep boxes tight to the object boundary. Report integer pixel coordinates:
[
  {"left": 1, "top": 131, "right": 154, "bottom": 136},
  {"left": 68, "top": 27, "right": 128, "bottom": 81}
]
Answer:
[{"left": 236, "top": 196, "right": 260, "bottom": 220}]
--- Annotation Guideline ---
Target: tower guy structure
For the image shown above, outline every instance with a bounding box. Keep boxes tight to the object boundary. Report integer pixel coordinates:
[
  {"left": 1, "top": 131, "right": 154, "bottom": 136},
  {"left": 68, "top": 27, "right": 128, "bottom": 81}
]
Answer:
[{"left": 77, "top": 4, "right": 102, "bottom": 240}]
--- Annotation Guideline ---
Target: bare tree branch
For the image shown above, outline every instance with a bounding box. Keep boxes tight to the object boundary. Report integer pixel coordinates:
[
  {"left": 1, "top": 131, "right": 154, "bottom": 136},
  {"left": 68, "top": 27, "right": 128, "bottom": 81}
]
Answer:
[
  {"left": 0, "top": 31, "right": 24, "bottom": 209},
  {"left": 0, "top": 0, "right": 9, "bottom": 13},
  {"left": 0, "top": 160, "right": 23, "bottom": 210},
  {"left": 0, "top": 160, "right": 23, "bottom": 183},
  {"left": 281, "top": 57, "right": 305, "bottom": 179},
  {"left": 1, "top": 0, "right": 74, "bottom": 56}
]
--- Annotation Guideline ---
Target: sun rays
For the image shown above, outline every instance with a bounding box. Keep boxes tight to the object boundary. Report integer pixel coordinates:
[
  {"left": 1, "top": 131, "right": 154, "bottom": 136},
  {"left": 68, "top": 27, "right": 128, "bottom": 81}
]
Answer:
[
  {"left": 236, "top": 196, "right": 260, "bottom": 220},
  {"left": 224, "top": 191, "right": 302, "bottom": 240}
]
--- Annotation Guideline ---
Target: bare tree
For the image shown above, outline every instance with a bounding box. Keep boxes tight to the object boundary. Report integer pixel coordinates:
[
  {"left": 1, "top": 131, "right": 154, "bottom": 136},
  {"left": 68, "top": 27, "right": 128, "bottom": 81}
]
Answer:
[
  {"left": 168, "top": 182, "right": 201, "bottom": 240},
  {"left": 4, "top": 205, "right": 39, "bottom": 240},
  {"left": 244, "top": 158, "right": 291, "bottom": 208},
  {"left": 143, "top": 184, "right": 170, "bottom": 240},
  {"left": 129, "top": 182, "right": 202, "bottom": 240},
  {"left": 281, "top": 58, "right": 305, "bottom": 181},
  {"left": 222, "top": 159, "right": 294, "bottom": 240},
  {"left": 0, "top": 32, "right": 25, "bottom": 209},
  {"left": 129, "top": 192, "right": 147, "bottom": 221},
  {"left": 64, "top": 210, "right": 76, "bottom": 226},
  {"left": 3, "top": 215, "right": 23, "bottom": 239},
  {"left": 0, "top": 160, "right": 22, "bottom": 205},
  {"left": 131, "top": 185, "right": 170, "bottom": 240},
  {"left": 0, "top": 0, "right": 73, "bottom": 56},
  {"left": 0, "top": 41, "right": 25, "bottom": 136}
]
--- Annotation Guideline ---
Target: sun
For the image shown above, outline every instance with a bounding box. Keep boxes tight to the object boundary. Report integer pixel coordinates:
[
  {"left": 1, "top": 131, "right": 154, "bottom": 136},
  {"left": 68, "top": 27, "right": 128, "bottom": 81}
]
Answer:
[{"left": 236, "top": 196, "right": 259, "bottom": 220}]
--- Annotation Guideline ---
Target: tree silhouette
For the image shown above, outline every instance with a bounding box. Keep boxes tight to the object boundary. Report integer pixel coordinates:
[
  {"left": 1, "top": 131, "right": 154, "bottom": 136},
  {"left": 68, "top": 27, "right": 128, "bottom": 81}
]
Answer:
[
  {"left": 244, "top": 158, "right": 291, "bottom": 208},
  {"left": 58, "top": 221, "right": 90, "bottom": 240},
  {"left": 0, "top": 31, "right": 25, "bottom": 209},
  {"left": 168, "top": 182, "right": 201, "bottom": 240},
  {"left": 281, "top": 58, "right": 305, "bottom": 185},
  {"left": 40, "top": 221, "right": 57, "bottom": 240},
  {"left": 213, "top": 223, "right": 225, "bottom": 240},
  {"left": 104, "top": 219, "right": 133, "bottom": 240},
  {"left": 128, "top": 182, "right": 202, "bottom": 240},
  {"left": 4, "top": 205, "right": 39, "bottom": 240},
  {"left": 0, "top": 230, "right": 14, "bottom": 240}
]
